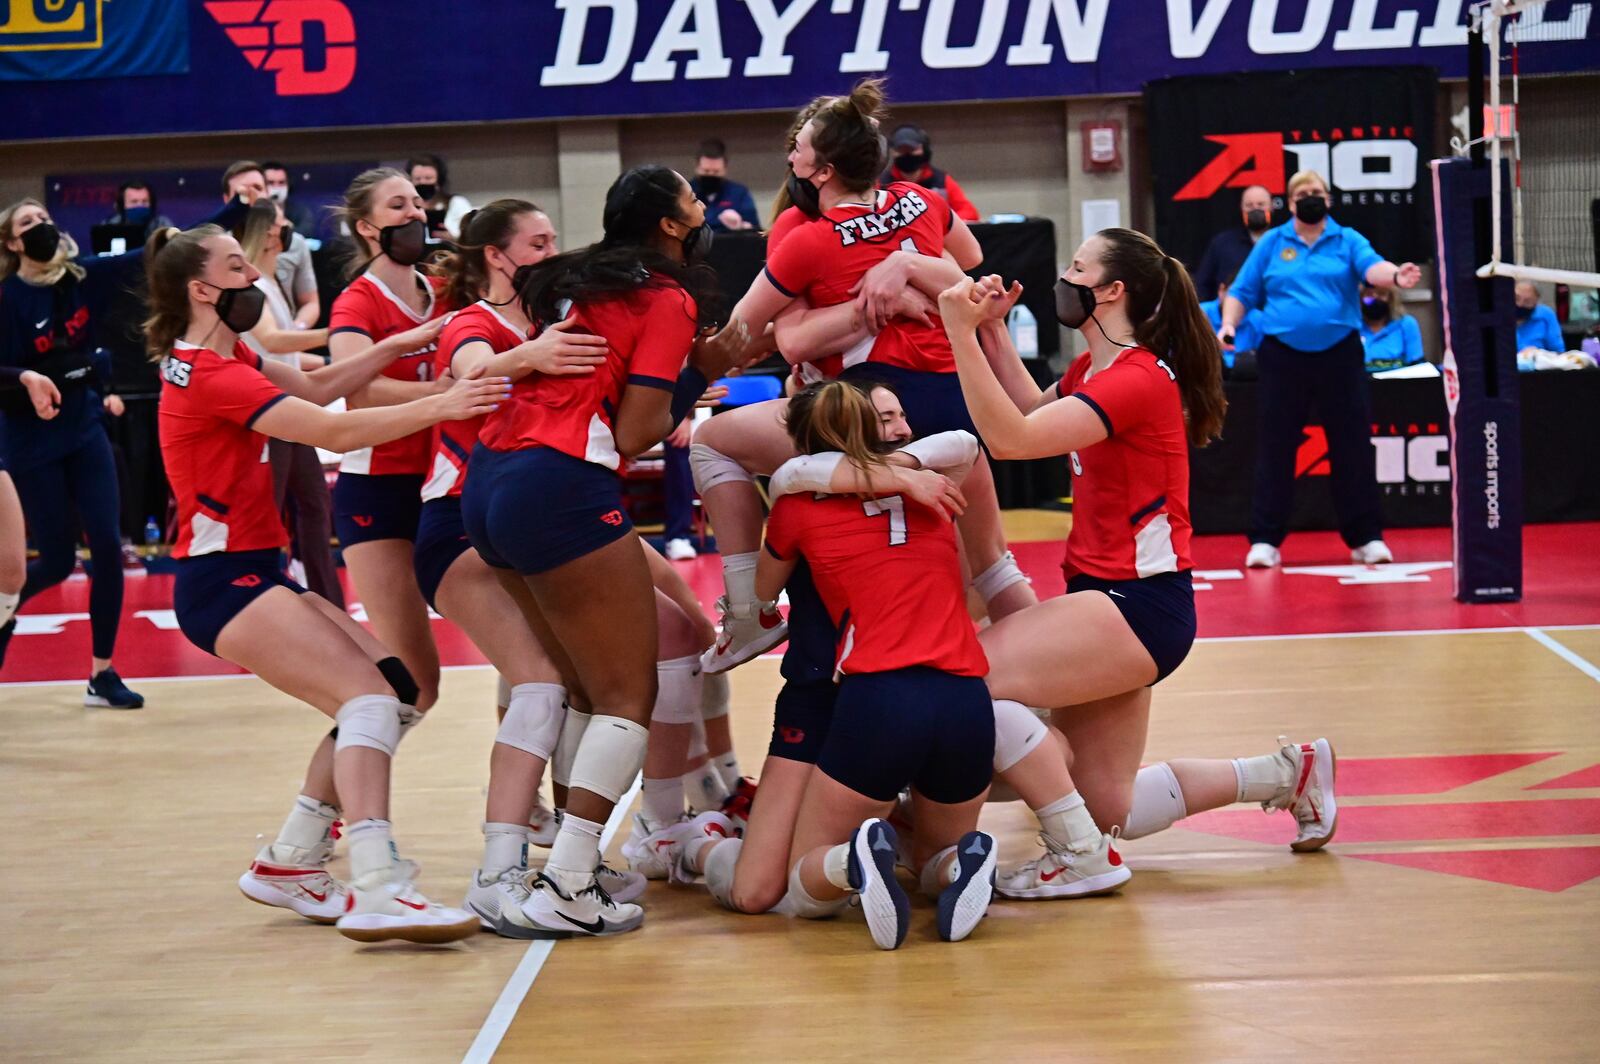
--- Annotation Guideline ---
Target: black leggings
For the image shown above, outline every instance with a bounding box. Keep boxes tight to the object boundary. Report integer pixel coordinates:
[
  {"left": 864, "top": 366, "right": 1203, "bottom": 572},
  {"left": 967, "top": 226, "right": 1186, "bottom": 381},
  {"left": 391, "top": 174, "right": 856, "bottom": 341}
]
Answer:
[{"left": 12, "top": 431, "right": 123, "bottom": 659}]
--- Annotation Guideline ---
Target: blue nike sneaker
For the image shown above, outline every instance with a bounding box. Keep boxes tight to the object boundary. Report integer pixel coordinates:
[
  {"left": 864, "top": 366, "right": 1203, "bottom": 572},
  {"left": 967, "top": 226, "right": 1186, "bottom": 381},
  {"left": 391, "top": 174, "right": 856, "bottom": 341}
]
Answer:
[
  {"left": 86, "top": 668, "right": 144, "bottom": 709},
  {"left": 937, "top": 831, "right": 997, "bottom": 942},
  {"left": 847, "top": 817, "right": 910, "bottom": 950}
]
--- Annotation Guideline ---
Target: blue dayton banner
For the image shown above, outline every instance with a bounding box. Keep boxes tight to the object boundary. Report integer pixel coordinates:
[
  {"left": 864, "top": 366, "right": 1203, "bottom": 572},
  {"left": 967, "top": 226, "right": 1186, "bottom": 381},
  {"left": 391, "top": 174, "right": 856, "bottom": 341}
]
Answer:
[
  {"left": 1, "top": 1, "right": 1596, "bottom": 141},
  {"left": 0, "top": 0, "right": 187, "bottom": 82}
]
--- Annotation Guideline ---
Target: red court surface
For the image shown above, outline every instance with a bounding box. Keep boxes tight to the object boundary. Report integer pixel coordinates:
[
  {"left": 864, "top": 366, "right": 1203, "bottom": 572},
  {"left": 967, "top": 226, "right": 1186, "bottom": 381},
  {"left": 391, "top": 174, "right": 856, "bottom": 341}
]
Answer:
[{"left": 5, "top": 523, "right": 1598, "bottom": 685}]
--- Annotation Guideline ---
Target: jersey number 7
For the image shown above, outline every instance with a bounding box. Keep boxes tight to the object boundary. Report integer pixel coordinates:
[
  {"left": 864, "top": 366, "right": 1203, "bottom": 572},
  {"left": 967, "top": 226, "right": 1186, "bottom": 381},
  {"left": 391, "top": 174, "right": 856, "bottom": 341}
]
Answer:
[{"left": 862, "top": 495, "right": 908, "bottom": 546}]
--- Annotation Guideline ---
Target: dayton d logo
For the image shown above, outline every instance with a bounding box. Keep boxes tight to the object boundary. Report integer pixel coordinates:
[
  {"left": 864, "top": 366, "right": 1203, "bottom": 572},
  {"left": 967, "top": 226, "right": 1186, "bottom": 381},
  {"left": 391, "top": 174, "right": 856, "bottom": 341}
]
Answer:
[
  {"left": 0, "top": 0, "right": 107, "bottom": 49},
  {"left": 205, "top": 0, "right": 355, "bottom": 96}
]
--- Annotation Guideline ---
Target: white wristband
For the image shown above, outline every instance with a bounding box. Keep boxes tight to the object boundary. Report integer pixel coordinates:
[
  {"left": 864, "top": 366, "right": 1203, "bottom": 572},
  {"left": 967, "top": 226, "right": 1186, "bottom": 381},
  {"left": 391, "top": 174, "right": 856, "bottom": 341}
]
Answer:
[
  {"left": 769, "top": 453, "right": 844, "bottom": 497},
  {"left": 898, "top": 430, "right": 979, "bottom": 475}
]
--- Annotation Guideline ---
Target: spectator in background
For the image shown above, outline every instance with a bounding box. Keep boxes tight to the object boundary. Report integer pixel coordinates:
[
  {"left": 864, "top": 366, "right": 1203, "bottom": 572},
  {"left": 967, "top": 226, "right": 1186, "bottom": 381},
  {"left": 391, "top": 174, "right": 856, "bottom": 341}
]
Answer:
[
  {"left": 1199, "top": 277, "right": 1263, "bottom": 377},
  {"left": 261, "top": 161, "right": 318, "bottom": 238},
  {"left": 1514, "top": 281, "right": 1565, "bottom": 353},
  {"left": 408, "top": 153, "right": 473, "bottom": 239},
  {"left": 101, "top": 181, "right": 173, "bottom": 238},
  {"left": 1359, "top": 284, "right": 1424, "bottom": 372},
  {"left": 883, "top": 124, "right": 978, "bottom": 221},
  {"left": 691, "top": 139, "right": 759, "bottom": 231},
  {"left": 1194, "top": 185, "right": 1273, "bottom": 300},
  {"left": 662, "top": 417, "right": 697, "bottom": 559},
  {"left": 222, "top": 160, "right": 320, "bottom": 330}
]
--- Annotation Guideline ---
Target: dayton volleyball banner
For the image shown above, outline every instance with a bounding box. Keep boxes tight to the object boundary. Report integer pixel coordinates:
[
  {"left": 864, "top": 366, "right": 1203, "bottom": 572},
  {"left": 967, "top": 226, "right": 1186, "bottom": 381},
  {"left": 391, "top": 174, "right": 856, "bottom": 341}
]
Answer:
[
  {"left": 1, "top": 0, "right": 1595, "bottom": 141},
  {"left": 0, "top": 0, "right": 187, "bottom": 82},
  {"left": 1146, "top": 66, "right": 1438, "bottom": 268}
]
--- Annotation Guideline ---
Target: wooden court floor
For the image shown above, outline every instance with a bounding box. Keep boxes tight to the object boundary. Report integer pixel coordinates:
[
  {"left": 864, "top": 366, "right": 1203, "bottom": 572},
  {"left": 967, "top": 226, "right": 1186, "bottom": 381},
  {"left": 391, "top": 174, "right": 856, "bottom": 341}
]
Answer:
[{"left": 4, "top": 629, "right": 1599, "bottom": 1062}]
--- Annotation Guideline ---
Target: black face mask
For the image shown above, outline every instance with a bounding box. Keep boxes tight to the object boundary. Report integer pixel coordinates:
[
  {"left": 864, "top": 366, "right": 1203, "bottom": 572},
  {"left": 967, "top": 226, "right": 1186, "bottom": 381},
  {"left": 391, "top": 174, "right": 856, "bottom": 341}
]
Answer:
[
  {"left": 1294, "top": 195, "right": 1328, "bottom": 224},
  {"left": 21, "top": 222, "right": 61, "bottom": 263},
  {"left": 786, "top": 167, "right": 824, "bottom": 218},
  {"left": 1515, "top": 305, "right": 1533, "bottom": 322},
  {"left": 1245, "top": 208, "right": 1269, "bottom": 232},
  {"left": 204, "top": 281, "right": 267, "bottom": 334},
  {"left": 1054, "top": 277, "right": 1098, "bottom": 330},
  {"left": 124, "top": 206, "right": 152, "bottom": 226},
  {"left": 893, "top": 152, "right": 928, "bottom": 175},
  {"left": 413, "top": 183, "right": 438, "bottom": 202},
  {"left": 680, "top": 220, "right": 714, "bottom": 264},
  {"left": 488, "top": 257, "right": 542, "bottom": 308},
  {"left": 1361, "top": 297, "right": 1389, "bottom": 323},
  {"left": 378, "top": 219, "right": 429, "bottom": 265},
  {"left": 696, "top": 175, "right": 725, "bottom": 200}
]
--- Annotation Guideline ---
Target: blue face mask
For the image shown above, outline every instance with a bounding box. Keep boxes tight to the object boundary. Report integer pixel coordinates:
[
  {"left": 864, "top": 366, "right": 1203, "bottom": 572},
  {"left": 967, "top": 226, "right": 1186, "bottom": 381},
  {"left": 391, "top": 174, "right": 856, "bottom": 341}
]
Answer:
[{"left": 124, "top": 206, "right": 151, "bottom": 225}]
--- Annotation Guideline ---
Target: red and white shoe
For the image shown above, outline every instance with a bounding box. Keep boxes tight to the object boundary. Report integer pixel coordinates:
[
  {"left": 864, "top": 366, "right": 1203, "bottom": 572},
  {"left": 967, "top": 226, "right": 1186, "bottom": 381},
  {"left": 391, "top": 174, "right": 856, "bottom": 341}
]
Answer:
[
  {"left": 994, "top": 834, "right": 1131, "bottom": 900},
  {"left": 335, "top": 861, "right": 479, "bottom": 944},
  {"left": 238, "top": 850, "right": 349, "bottom": 924},
  {"left": 671, "top": 810, "right": 736, "bottom": 884},
  {"left": 528, "top": 801, "right": 559, "bottom": 848},
  {"left": 719, "top": 777, "right": 758, "bottom": 835},
  {"left": 1274, "top": 737, "right": 1338, "bottom": 852},
  {"left": 621, "top": 814, "right": 687, "bottom": 880},
  {"left": 700, "top": 596, "right": 787, "bottom": 674}
]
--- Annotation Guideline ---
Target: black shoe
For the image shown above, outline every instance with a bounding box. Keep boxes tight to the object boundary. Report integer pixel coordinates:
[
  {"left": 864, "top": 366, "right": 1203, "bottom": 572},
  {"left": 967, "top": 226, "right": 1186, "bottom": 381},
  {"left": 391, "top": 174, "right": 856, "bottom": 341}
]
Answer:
[
  {"left": 848, "top": 818, "right": 910, "bottom": 950},
  {"left": 937, "top": 831, "right": 997, "bottom": 943},
  {"left": 0, "top": 617, "right": 13, "bottom": 669},
  {"left": 86, "top": 668, "right": 144, "bottom": 709}
]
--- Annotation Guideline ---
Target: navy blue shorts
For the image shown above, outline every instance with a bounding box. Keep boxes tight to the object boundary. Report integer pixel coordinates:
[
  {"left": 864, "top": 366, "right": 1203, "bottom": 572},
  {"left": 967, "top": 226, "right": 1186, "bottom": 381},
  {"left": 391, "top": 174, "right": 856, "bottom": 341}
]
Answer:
[
  {"left": 817, "top": 667, "right": 994, "bottom": 804},
  {"left": 333, "top": 473, "right": 423, "bottom": 547},
  {"left": 413, "top": 496, "right": 473, "bottom": 611},
  {"left": 767, "top": 679, "right": 838, "bottom": 764},
  {"left": 778, "top": 560, "right": 837, "bottom": 686},
  {"left": 1067, "top": 570, "right": 1196, "bottom": 683},
  {"left": 174, "top": 548, "right": 304, "bottom": 655},
  {"left": 841, "top": 363, "right": 977, "bottom": 438},
  {"left": 461, "top": 444, "right": 633, "bottom": 575}
]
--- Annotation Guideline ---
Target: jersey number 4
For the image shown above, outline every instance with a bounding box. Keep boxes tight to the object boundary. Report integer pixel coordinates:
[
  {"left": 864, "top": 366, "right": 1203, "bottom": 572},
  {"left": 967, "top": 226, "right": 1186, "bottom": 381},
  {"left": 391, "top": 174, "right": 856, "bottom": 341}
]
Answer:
[{"left": 862, "top": 495, "right": 908, "bottom": 546}]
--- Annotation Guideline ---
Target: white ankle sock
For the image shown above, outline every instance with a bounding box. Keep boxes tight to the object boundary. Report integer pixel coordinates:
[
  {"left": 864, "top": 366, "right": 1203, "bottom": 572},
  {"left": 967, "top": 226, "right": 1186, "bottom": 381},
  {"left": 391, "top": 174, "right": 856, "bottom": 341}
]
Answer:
[
  {"left": 714, "top": 753, "right": 742, "bottom": 791},
  {"left": 1036, "top": 791, "right": 1100, "bottom": 853},
  {"left": 722, "top": 552, "right": 759, "bottom": 611},
  {"left": 1233, "top": 750, "right": 1295, "bottom": 804},
  {"left": 642, "top": 776, "right": 685, "bottom": 826},
  {"left": 273, "top": 793, "right": 339, "bottom": 856},
  {"left": 919, "top": 845, "right": 958, "bottom": 898},
  {"left": 346, "top": 818, "right": 396, "bottom": 883},
  {"left": 482, "top": 822, "right": 530, "bottom": 878},
  {"left": 546, "top": 812, "right": 603, "bottom": 879},
  {"left": 822, "top": 843, "right": 853, "bottom": 891}
]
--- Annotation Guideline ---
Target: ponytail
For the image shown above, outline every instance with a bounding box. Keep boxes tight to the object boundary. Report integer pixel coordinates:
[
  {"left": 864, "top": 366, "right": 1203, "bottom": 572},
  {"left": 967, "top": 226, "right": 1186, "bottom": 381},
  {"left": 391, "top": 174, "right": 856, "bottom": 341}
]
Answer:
[
  {"left": 807, "top": 78, "right": 889, "bottom": 193},
  {"left": 782, "top": 380, "right": 889, "bottom": 484},
  {"left": 143, "top": 224, "right": 219, "bottom": 361},
  {"left": 434, "top": 198, "right": 540, "bottom": 311},
  {"left": 1094, "top": 228, "right": 1228, "bottom": 447}
]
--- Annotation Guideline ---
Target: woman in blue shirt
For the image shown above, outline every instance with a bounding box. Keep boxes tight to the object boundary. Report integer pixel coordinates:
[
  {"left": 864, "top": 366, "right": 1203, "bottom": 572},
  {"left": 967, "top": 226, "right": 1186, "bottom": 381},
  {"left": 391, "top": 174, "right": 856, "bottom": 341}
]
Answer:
[
  {"left": 1359, "top": 285, "right": 1425, "bottom": 372},
  {"left": 1221, "top": 170, "right": 1420, "bottom": 569}
]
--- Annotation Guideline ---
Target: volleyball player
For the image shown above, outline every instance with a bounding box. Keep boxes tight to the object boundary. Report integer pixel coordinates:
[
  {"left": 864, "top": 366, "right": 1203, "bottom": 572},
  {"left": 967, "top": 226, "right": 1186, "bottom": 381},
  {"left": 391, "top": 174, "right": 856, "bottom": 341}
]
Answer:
[
  {"left": 752, "top": 381, "right": 996, "bottom": 949},
  {"left": 460, "top": 165, "right": 755, "bottom": 937},
  {"left": 0, "top": 425, "right": 30, "bottom": 636},
  {"left": 938, "top": 231, "right": 1336, "bottom": 897},
  {"left": 691, "top": 81, "right": 1033, "bottom": 675},
  {"left": 328, "top": 169, "right": 452, "bottom": 717},
  {"left": 146, "top": 224, "right": 509, "bottom": 943}
]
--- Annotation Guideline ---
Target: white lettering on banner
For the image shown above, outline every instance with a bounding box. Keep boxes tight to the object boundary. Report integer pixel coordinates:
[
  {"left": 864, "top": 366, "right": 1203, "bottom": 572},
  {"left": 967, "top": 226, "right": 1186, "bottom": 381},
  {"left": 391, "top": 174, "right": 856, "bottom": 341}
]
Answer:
[
  {"left": 1167, "top": 0, "right": 1234, "bottom": 60},
  {"left": 923, "top": 0, "right": 1008, "bottom": 69},
  {"left": 1418, "top": 0, "right": 1468, "bottom": 46},
  {"left": 1484, "top": 421, "right": 1501, "bottom": 530},
  {"left": 1372, "top": 435, "right": 1449, "bottom": 486},
  {"left": 1006, "top": 0, "right": 1112, "bottom": 66},
  {"left": 1247, "top": 0, "right": 1334, "bottom": 55},
  {"left": 839, "top": 0, "right": 891, "bottom": 72},
  {"left": 1285, "top": 140, "right": 1418, "bottom": 196},
  {"left": 633, "top": 0, "right": 732, "bottom": 81},
  {"left": 1509, "top": 2, "right": 1592, "bottom": 43},
  {"left": 542, "top": 0, "right": 639, "bottom": 87},
  {"left": 742, "top": 0, "right": 823, "bottom": 77},
  {"left": 1334, "top": 0, "right": 1419, "bottom": 51}
]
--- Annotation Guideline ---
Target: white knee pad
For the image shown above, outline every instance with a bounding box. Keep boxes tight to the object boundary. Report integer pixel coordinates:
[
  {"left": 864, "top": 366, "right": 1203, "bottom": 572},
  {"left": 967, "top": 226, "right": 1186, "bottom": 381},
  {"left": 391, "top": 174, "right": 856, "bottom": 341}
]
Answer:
[
  {"left": 1123, "top": 762, "right": 1188, "bottom": 840},
  {"left": 689, "top": 442, "right": 755, "bottom": 494},
  {"left": 971, "top": 550, "right": 1031, "bottom": 606},
  {"left": 496, "top": 682, "right": 566, "bottom": 761},
  {"left": 703, "top": 836, "right": 744, "bottom": 911},
  {"left": 700, "top": 669, "right": 730, "bottom": 721},
  {"left": 551, "top": 705, "right": 591, "bottom": 787},
  {"left": 0, "top": 590, "right": 18, "bottom": 628},
  {"left": 334, "top": 694, "right": 403, "bottom": 756},
  {"left": 567, "top": 715, "right": 649, "bottom": 804},
  {"left": 993, "top": 698, "right": 1049, "bottom": 772},
  {"left": 652, "top": 655, "right": 702, "bottom": 726},
  {"left": 496, "top": 675, "right": 512, "bottom": 711},
  {"left": 773, "top": 859, "right": 849, "bottom": 919}
]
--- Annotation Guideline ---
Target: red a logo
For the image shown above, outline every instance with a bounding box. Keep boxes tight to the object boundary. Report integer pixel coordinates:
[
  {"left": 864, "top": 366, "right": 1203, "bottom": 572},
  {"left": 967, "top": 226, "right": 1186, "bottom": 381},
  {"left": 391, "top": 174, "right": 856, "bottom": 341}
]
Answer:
[
  {"left": 1173, "top": 133, "right": 1286, "bottom": 201},
  {"left": 205, "top": 1, "right": 357, "bottom": 96},
  {"left": 1295, "top": 426, "right": 1330, "bottom": 478}
]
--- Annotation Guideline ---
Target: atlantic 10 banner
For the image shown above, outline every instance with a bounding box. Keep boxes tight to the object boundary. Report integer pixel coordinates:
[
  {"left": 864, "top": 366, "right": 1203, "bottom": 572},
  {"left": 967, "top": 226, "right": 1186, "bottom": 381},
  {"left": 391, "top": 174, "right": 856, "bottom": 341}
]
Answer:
[{"left": 1146, "top": 66, "right": 1439, "bottom": 270}]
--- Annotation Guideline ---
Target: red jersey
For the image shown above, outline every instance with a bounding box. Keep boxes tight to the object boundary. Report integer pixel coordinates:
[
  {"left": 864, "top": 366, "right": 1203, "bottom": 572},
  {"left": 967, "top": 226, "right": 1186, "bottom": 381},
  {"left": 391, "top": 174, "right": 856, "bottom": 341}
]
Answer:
[
  {"left": 329, "top": 270, "right": 450, "bottom": 476},
  {"left": 422, "top": 301, "right": 529, "bottom": 501},
  {"left": 763, "top": 182, "right": 956, "bottom": 375},
  {"left": 1055, "top": 346, "right": 1193, "bottom": 581},
  {"left": 764, "top": 489, "right": 987, "bottom": 678},
  {"left": 159, "top": 340, "right": 289, "bottom": 559},
  {"left": 478, "top": 282, "right": 696, "bottom": 470}
]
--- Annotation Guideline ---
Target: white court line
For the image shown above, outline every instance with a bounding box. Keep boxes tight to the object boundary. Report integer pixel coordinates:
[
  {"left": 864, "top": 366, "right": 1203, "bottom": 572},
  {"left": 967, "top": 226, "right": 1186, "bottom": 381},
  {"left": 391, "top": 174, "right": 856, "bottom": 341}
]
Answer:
[
  {"left": 460, "top": 774, "right": 642, "bottom": 1064},
  {"left": 1523, "top": 628, "right": 1600, "bottom": 683}
]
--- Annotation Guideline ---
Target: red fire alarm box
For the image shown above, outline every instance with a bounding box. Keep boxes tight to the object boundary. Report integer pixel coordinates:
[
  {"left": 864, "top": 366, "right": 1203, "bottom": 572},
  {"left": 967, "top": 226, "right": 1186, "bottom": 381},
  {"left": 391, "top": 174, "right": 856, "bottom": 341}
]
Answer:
[{"left": 1081, "top": 120, "right": 1122, "bottom": 173}]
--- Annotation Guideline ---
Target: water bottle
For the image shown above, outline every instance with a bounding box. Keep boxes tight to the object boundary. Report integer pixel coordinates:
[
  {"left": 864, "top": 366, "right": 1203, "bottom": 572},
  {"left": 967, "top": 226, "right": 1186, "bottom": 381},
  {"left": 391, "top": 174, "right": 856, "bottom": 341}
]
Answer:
[
  {"left": 143, "top": 516, "right": 162, "bottom": 551},
  {"left": 1008, "top": 302, "right": 1039, "bottom": 360}
]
